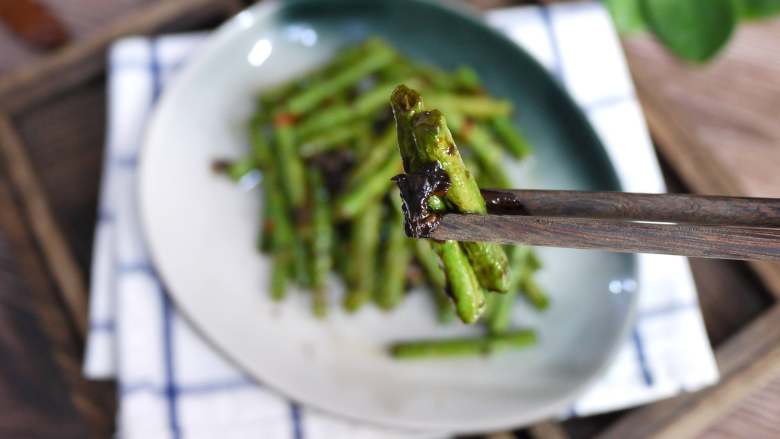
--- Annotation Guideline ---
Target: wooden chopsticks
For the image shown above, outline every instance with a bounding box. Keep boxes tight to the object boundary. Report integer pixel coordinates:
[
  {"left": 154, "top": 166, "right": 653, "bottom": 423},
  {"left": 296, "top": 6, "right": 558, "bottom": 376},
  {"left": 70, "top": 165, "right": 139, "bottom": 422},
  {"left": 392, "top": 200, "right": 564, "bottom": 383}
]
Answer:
[{"left": 428, "top": 190, "right": 780, "bottom": 261}]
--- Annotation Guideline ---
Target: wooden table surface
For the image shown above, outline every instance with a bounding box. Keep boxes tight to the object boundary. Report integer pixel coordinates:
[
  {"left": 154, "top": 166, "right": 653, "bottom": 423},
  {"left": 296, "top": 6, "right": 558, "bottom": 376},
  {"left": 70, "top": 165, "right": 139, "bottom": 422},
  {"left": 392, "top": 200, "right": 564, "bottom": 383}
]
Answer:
[{"left": 0, "top": 1, "right": 778, "bottom": 438}]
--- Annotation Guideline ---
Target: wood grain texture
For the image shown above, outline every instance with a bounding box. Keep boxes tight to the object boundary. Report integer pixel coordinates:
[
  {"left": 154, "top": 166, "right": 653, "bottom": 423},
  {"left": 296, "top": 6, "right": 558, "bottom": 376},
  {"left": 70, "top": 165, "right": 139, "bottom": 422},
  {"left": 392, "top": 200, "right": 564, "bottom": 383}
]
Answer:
[
  {"left": 431, "top": 214, "right": 780, "bottom": 261},
  {"left": 654, "top": 344, "right": 780, "bottom": 439},
  {"left": 0, "top": 177, "right": 115, "bottom": 438},
  {"left": 597, "top": 305, "right": 780, "bottom": 439},
  {"left": 0, "top": 114, "right": 88, "bottom": 336},
  {"left": 528, "top": 421, "right": 570, "bottom": 439},
  {"left": 482, "top": 189, "right": 780, "bottom": 226},
  {"left": 0, "top": 0, "right": 774, "bottom": 438},
  {"left": 11, "top": 78, "right": 106, "bottom": 271},
  {"left": 624, "top": 19, "right": 780, "bottom": 299},
  {"left": 700, "top": 375, "right": 780, "bottom": 439},
  {"left": 0, "top": 0, "right": 240, "bottom": 112}
]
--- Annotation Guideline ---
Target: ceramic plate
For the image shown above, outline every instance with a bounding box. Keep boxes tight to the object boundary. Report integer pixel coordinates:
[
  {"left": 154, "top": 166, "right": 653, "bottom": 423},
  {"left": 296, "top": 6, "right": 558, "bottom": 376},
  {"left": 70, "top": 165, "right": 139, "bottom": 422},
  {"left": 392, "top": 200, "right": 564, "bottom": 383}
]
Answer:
[{"left": 140, "top": 0, "right": 637, "bottom": 433}]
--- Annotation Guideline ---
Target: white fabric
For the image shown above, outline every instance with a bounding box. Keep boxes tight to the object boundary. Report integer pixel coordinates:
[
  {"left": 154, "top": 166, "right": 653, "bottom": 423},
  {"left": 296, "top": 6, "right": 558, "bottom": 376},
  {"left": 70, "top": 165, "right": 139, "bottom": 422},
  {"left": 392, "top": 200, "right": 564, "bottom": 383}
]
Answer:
[{"left": 84, "top": 3, "right": 719, "bottom": 437}]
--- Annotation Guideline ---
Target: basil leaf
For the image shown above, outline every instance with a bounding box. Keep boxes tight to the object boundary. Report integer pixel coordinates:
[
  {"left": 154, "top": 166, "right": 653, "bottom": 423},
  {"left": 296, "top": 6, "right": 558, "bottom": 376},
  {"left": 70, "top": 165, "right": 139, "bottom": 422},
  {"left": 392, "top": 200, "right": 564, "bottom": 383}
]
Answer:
[
  {"left": 736, "top": 0, "right": 780, "bottom": 19},
  {"left": 641, "top": 0, "right": 738, "bottom": 63},
  {"left": 604, "top": 0, "right": 647, "bottom": 34}
]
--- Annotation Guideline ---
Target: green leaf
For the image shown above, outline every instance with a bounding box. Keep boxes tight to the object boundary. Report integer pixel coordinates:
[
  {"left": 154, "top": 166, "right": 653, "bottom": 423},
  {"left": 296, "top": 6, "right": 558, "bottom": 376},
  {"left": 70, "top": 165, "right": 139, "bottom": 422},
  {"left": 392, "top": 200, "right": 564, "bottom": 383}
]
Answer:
[
  {"left": 736, "top": 0, "right": 780, "bottom": 19},
  {"left": 641, "top": 0, "right": 739, "bottom": 63},
  {"left": 604, "top": 0, "right": 647, "bottom": 34}
]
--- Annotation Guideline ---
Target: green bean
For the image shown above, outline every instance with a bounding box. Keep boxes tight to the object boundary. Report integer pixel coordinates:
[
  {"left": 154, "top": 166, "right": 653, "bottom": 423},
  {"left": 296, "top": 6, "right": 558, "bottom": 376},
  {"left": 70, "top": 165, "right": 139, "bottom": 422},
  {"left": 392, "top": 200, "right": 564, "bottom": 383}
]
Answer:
[
  {"left": 291, "top": 232, "right": 310, "bottom": 287},
  {"left": 426, "top": 194, "right": 447, "bottom": 213},
  {"left": 390, "top": 329, "right": 537, "bottom": 359},
  {"left": 308, "top": 169, "right": 333, "bottom": 317},
  {"left": 259, "top": 175, "right": 274, "bottom": 254},
  {"left": 425, "top": 94, "right": 512, "bottom": 119},
  {"left": 266, "top": 171, "right": 294, "bottom": 300},
  {"left": 250, "top": 117, "right": 272, "bottom": 168},
  {"left": 335, "top": 154, "right": 402, "bottom": 219},
  {"left": 413, "top": 239, "right": 454, "bottom": 324},
  {"left": 432, "top": 240, "right": 485, "bottom": 324},
  {"left": 346, "top": 126, "right": 396, "bottom": 187},
  {"left": 492, "top": 116, "right": 532, "bottom": 159},
  {"left": 286, "top": 42, "right": 396, "bottom": 115},
  {"left": 296, "top": 106, "right": 355, "bottom": 140},
  {"left": 447, "top": 112, "right": 512, "bottom": 189},
  {"left": 521, "top": 274, "right": 550, "bottom": 311},
  {"left": 411, "top": 109, "right": 510, "bottom": 292},
  {"left": 453, "top": 66, "right": 482, "bottom": 91},
  {"left": 272, "top": 119, "right": 306, "bottom": 207},
  {"left": 271, "top": 253, "right": 290, "bottom": 301},
  {"left": 376, "top": 190, "right": 413, "bottom": 310},
  {"left": 484, "top": 246, "right": 526, "bottom": 333},
  {"left": 296, "top": 78, "right": 422, "bottom": 141},
  {"left": 414, "top": 64, "right": 459, "bottom": 91},
  {"left": 390, "top": 85, "right": 426, "bottom": 173},
  {"left": 226, "top": 157, "right": 258, "bottom": 182},
  {"left": 344, "top": 203, "right": 383, "bottom": 312},
  {"left": 299, "top": 121, "right": 367, "bottom": 158},
  {"left": 390, "top": 85, "right": 450, "bottom": 216}
]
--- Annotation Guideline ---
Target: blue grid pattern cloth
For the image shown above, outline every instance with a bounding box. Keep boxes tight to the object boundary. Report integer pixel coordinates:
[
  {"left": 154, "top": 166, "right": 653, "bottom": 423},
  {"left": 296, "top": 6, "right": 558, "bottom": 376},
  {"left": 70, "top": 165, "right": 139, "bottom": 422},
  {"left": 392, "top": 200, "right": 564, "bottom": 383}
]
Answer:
[{"left": 84, "top": 3, "right": 719, "bottom": 437}]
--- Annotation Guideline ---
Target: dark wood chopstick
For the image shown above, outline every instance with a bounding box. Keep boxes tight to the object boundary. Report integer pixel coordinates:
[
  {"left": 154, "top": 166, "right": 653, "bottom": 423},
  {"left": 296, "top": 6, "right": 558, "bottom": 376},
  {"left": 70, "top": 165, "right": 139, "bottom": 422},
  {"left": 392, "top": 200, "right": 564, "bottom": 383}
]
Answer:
[
  {"left": 427, "top": 190, "right": 780, "bottom": 261},
  {"left": 481, "top": 189, "right": 780, "bottom": 227}
]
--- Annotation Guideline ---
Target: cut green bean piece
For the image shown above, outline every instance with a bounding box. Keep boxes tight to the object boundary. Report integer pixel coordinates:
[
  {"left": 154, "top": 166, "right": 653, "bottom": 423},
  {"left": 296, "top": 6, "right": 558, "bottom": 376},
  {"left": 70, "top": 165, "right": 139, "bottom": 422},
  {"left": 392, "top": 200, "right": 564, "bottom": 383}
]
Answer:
[
  {"left": 308, "top": 169, "right": 333, "bottom": 317},
  {"left": 454, "top": 66, "right": 482, "bottom": 91},
  {"left": 286, "top": 43, "right": 396, "bottom": 115},
  {"left": 299, "top": 122, "right": 366, "bottom": 158},
  {"left": 344, "top": 203, "right": 383, "bottom": 312},
  {"left": 376, "top": 190, "right": 413, "bottom": 310},
  {"left": 346, "top": 126, "right": 396, "bottom": 187},
  {"left": 433, "top": 240, "right": 485, "bottom": 324},
  {"left": 426, "top": 194, "right": 447, "bottom": 213},
  {"left": 335, "top": 154, "right": 402, "bottom": 219},
  {"left": 226, "top": 157, "right": 257, "bottom": 182},
  {"left": 250, "top": 118, "right": 272, "bottom": 168},
  {"left": 492, "top": 116, "right": 532, "bottom": 159},
  {"left": 411, "top": 109, "right": 510, "bottom": 292},
  {"left": 425, "top": 94, "right": 512, "bottom": 119},
  {"left": 273, "top": 120, "right": 306, "bottom": 207},
  {"left": 447, "top": 112, "right": 512, "bottom": 189},
  {"left": 521, "top": 276, "right": 550, "bottom": 311},
  {"left": 485, "top": 246, "right": 526, "bottom": 333},
  {"left": 390, "top": 85, "right": 426, "bottom": 173},
  {"left": 296, "top": 106, "right": 354, "bottom": 140},
  {"left": 390, "top": 329, "right": 537, "bottom": 359},
  {"left": 413, "top": 239, "right": 454, "bottom": 324},
  {"left": 266, "top": 170, "right": 294, "bottom": 299},
  {"left": 271, "top": 253, "right": 290, "bottom": 301}
]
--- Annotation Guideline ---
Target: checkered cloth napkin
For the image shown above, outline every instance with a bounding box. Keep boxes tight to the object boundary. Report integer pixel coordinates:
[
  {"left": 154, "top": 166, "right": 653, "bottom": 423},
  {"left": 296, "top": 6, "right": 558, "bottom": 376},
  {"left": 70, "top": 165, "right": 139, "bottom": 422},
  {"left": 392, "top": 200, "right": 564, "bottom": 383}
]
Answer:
[{"left": 83, "top": 3, "right": 719, "bottom": 437}]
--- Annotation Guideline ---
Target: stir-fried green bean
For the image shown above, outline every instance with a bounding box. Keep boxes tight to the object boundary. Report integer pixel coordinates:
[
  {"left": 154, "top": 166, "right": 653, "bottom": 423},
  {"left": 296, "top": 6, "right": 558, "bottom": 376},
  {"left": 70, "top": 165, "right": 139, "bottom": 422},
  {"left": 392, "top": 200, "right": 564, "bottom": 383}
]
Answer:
[
  {"left": 344, "top": 203, "right": 382, "bottom": 312},
  {"left": 376, "top": 190, "right": 414, "bottom": 310},
  {"left": 221, "top": 38, "right": 548, "bottom": 359},
  {"left": 390, "top": 329, "right": 537, "bottom": 359},
  {"left": 411, "top": 109, "right": 511, "bottom": 293}
]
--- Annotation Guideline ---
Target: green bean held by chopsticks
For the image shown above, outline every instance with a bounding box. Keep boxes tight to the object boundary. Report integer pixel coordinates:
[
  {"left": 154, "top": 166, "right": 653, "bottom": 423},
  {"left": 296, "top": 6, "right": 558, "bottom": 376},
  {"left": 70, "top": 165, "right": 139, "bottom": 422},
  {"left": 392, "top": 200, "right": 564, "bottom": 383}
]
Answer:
[
  {"left": 410, "top": 108, "right": 510, "bottom": 293},
  {"left": 391, "top": 85, "right": 488, "bottom": 323},
  {"left": 413, "top": 239, "right": 454, "bottom": 324},
  {"left": 433, "top": 240, "right": 486, "bottom": 324},
  {"left": 390, "top": 329, "right": 537, "bottom": 359}
]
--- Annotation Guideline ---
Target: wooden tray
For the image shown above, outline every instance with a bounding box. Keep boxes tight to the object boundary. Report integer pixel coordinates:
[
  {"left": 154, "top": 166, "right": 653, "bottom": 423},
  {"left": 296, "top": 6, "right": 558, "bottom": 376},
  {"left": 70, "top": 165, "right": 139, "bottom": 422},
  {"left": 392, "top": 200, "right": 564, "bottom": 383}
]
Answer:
[{"left": 0, "top": 1, "right": 777, "bottom": 437}]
